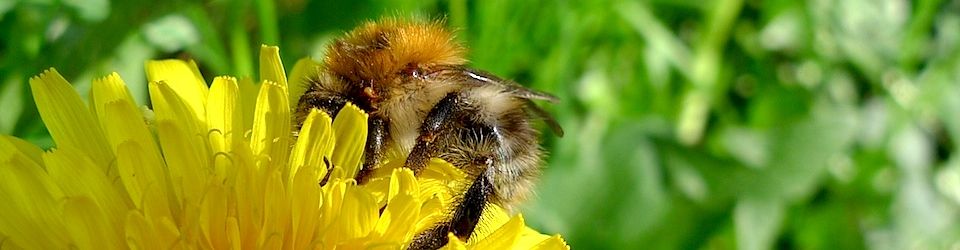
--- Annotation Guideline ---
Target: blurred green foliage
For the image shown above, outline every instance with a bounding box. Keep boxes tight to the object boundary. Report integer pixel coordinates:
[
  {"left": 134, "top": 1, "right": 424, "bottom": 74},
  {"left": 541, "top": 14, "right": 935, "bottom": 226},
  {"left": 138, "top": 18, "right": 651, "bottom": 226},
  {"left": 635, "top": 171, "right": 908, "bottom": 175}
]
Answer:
[{"left": 3, "top": 0, "right": 960, "bottom": 249}]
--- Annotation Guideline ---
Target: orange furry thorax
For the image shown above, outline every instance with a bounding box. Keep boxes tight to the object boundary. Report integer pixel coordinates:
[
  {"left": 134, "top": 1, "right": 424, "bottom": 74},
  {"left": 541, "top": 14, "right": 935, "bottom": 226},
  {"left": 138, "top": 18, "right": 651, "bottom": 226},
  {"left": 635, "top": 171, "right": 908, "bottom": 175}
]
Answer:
[{"left": 323, "top": 19, "right": 467, "bottom": 85}]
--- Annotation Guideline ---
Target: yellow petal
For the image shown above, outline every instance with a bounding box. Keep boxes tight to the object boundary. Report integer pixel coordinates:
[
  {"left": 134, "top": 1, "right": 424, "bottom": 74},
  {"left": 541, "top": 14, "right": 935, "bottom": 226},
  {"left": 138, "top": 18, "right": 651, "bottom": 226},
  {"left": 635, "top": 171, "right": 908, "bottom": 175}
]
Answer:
[
  {"left": 232, "top": 147, "right": 263, "bottom": 249},
  {"left": 139, "top": 182, "right": 177, "bottom": 235},
  {"left": 207, "top": 76, "right": 243, "bottom": 157},
  {"left": 260, "top": 233, "right": 283, "bottom": 250},
  {"left": 199, "top": 184, "right": 228, "bottom": 249},
  {"left": 155, "top": 209, "right": 183, "bottom": 247},
  {"left": 469, "top": 205, "right": 511, "bottom": 244},
  {"left": 228, "top": 140, "right": 267, "bottom": 249},
  {"left": 92, "top": 73, "right": 162, "bottom": 157},
  {"left": 373, "top": 193, "right": 419, "bottom": 242},
  {"left": 331, "top": 103, "right": 368, "bottom": 179},
  {"left": 415, "top": 196, "right": 448, "bottom": 234},
  {"left": 115, "top": 141, "right": 169, "bottom": 215},
  {"left": 469, "top": 214, "right": 524, "bottom": 249},
  {"left": 212, "top": 150, "right": 238, "bottom": 191},
  {"left": 124, "top": 211, "right": 161, "bottom": 249},
  {"left": 96, "top": 100, "right": 166, "bottom": 205},
  {"left": 359, "top": 176, "right": 390, "bottom": 207},
  {"left": 156, "top": 120, "right": 208, "bottom": 207},
  {"left": 29, "top": 68, "right": 113, "bottom": 168},
  {"left": 413, "top": 160, "right": 466, "bottom": 234},
  {"left": 0, "top": 138, "right": 70, "bottom": 249},
  {"left": 320, "top": 180, "right": 348, "bottom": 242},
  {"left": 43, "top": 147, "right": 129, "bottom": 229},
  {"left": 356, "top": 158, "right": 402, "bottom": 205},
  {"left": 289, "top": 108, "right": 333, "bottom": 184},
  {"left": 511, "top": 227, "right": 552, "bottom": 249},
  {"left": 226, "top": 217, "right": 242, "bottom": 250},
  {"left": 249, "top": 80, "right": 291, "bottom": 169},
  {"left": 259, "top": 45, "right": 288, "bottom": 91},
  {"left": 530, "top": 235, "right": 570, "bottom": 250},
  {"left": 151, "top": 80, "right": 210, "bottom": 206},
  {"left": 91, "top": 72, "right": 137, "bottom": 113},
  {"left": 441, "top": 233, "right": 467, "bottom": 250},
  {"left": 418, "top": 159, "right": 465, "bottom": 208},
  {"left": 145, "top": 59, "right": 209, "bottom": 121},
  {"left": 258, "top": 170, "right": 290, "bottom": 248},
  {"left": 0, "top": 135, "right": 43, "bottom": 167},
  {"left": 370, "top": 168, "right": 421, "bottom": 241},
  {"left": 92, "top": 74, "right": 169, "bottom": 206},
  {"left": 206, "top": 76, "right": 243, "bottom": 183},
  {"left": 289, "top": 163, "right": 323, "bottom": 249},
  {"left": 287, "top": 57, "right": 321, "bottom": 107},
  {"left": 63, "top": 196, "right": 122, "bottom": 249},
  {"left": 388, "top": 168, "right": 419, "bottom": 202},
  {"left": 422, "top": 158, "right": 467, "bottom": 181},
  {"left": 149, "top": 80, "right": 206, "bottom": 137},
  {"left": 337, "top": 185, "right": 378, "bottom": 240},
  {"left": 327, "top": 165, "right": 349, "bottom": 184}
]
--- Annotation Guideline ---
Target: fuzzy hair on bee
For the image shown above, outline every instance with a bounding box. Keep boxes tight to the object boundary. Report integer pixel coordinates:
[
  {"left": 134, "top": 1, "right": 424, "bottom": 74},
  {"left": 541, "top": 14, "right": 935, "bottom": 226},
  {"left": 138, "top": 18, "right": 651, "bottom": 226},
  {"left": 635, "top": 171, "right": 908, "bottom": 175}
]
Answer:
[{"left": 293, "top": 18, "right": 562, "bottom": 250}]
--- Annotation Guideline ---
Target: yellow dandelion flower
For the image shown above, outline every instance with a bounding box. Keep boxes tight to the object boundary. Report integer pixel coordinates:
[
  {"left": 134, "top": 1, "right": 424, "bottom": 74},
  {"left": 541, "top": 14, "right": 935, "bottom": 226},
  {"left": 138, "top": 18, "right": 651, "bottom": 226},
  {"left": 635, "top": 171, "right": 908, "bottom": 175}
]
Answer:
[{"left": 0, "top": 45, "right": 567, "bottom": 249}]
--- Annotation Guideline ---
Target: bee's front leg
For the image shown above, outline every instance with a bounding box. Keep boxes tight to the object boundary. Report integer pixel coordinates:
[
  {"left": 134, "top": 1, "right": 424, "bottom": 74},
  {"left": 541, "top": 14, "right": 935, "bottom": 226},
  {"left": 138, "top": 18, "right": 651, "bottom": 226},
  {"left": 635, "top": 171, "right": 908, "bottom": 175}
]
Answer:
[
  {"left": 356, "top": 115, "right": 388, "bottom": 184},
  {"left": 405, "top": 92, "right": 462, "bottom": 174},
  {"left": 295, "top": 88, "right": 387, "bottom": 185}
]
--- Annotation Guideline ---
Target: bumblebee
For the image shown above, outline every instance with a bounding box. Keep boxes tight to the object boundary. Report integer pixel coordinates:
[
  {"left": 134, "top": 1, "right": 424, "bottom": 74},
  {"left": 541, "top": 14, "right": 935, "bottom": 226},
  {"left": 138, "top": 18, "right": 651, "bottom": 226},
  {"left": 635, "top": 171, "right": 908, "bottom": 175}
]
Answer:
[{"left": 294, "top": 19, "right": 562, "bottom": 249}]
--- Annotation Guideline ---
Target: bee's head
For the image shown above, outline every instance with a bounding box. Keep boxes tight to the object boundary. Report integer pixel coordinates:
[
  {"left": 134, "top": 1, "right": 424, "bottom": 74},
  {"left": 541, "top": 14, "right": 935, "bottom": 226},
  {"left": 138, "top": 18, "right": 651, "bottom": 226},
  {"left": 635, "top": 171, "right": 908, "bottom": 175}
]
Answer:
[{"left": 324, "top": 19, "right": 467, "bottom": 84}]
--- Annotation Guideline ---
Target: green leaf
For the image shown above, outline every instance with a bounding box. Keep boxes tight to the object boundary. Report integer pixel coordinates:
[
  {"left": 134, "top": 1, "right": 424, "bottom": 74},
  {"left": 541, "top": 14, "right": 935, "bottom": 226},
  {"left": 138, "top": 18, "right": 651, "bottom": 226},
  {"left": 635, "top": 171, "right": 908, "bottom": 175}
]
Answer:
[
  {"left": 0, "top": 74, "right": 24, "bottom": 134},
  {"left": 63, "top": 0, "right": 110, "bottom": 21},
  {"left": 143, "top": 14, "right": 200, "bottom": 53},
  {"left": 734, "top": 197, "right": 784, "bottom": 250}
]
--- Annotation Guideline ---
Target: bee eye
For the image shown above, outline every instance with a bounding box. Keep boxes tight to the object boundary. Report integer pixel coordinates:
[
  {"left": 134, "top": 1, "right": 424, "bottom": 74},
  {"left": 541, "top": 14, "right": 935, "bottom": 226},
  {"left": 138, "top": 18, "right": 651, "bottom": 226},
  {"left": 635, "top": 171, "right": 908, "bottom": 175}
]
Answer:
[{"left": 401, "top": 63, "right": 424, "bottom": 78}]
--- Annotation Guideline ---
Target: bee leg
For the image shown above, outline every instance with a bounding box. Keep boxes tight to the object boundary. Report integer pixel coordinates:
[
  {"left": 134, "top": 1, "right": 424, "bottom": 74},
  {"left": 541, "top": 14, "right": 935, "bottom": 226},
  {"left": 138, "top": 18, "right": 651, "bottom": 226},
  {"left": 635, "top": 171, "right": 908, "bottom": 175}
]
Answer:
[
  {"left": 356, "top": 116, "right": 387, "bottom": 184},
  {"left": 410, "top": 171, "right": 493, "bottom": 249},
  {"left": 297, "top": 95, "right": 346, "bottom": 187},
  {"left": 449, "top": 170, "right": 493, "bottom": 239},
  {"left": 406, "top": 92, "right": 502, "bottom": 249},
  {"left": 295, "top": 90, "right": 389, "bottom": 184},
  {"left": 293, "top": 92, "right": 347, "bottom": 131},
  {"left": 405, "top": 93, "right": 461, "bottom": 174}
]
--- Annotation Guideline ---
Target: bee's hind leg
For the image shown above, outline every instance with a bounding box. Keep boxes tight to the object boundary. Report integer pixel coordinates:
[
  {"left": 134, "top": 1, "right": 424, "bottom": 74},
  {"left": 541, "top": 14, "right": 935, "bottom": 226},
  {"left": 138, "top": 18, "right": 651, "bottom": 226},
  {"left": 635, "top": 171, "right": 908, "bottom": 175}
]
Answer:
[
  {"left": 404, "top": 91, "right": 502, "bottom": 249},
  {"left": 410, "top": 171, "right": 494, "bottom": 249}
]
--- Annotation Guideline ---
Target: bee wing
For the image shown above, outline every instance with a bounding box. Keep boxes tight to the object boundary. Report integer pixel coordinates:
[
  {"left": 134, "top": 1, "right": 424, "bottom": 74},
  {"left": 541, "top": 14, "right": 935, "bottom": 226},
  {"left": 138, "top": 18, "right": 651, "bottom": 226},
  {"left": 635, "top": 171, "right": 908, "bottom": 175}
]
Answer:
[
  {"left": 523, "top": 99, "right": 565, "bottom": 137},
  {"left": 460, "top": 68, "right": 559, "bottom": 103},
  {"left": 457, "top": 67, "right": 564, "bottom": 136}
]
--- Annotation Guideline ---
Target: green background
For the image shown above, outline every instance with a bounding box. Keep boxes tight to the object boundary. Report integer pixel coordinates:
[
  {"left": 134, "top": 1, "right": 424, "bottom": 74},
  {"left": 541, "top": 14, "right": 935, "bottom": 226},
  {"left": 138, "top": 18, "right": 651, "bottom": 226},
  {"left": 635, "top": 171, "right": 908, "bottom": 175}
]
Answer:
[{"left": 3, "top": 0, "right": 960, "bottom": 249}]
